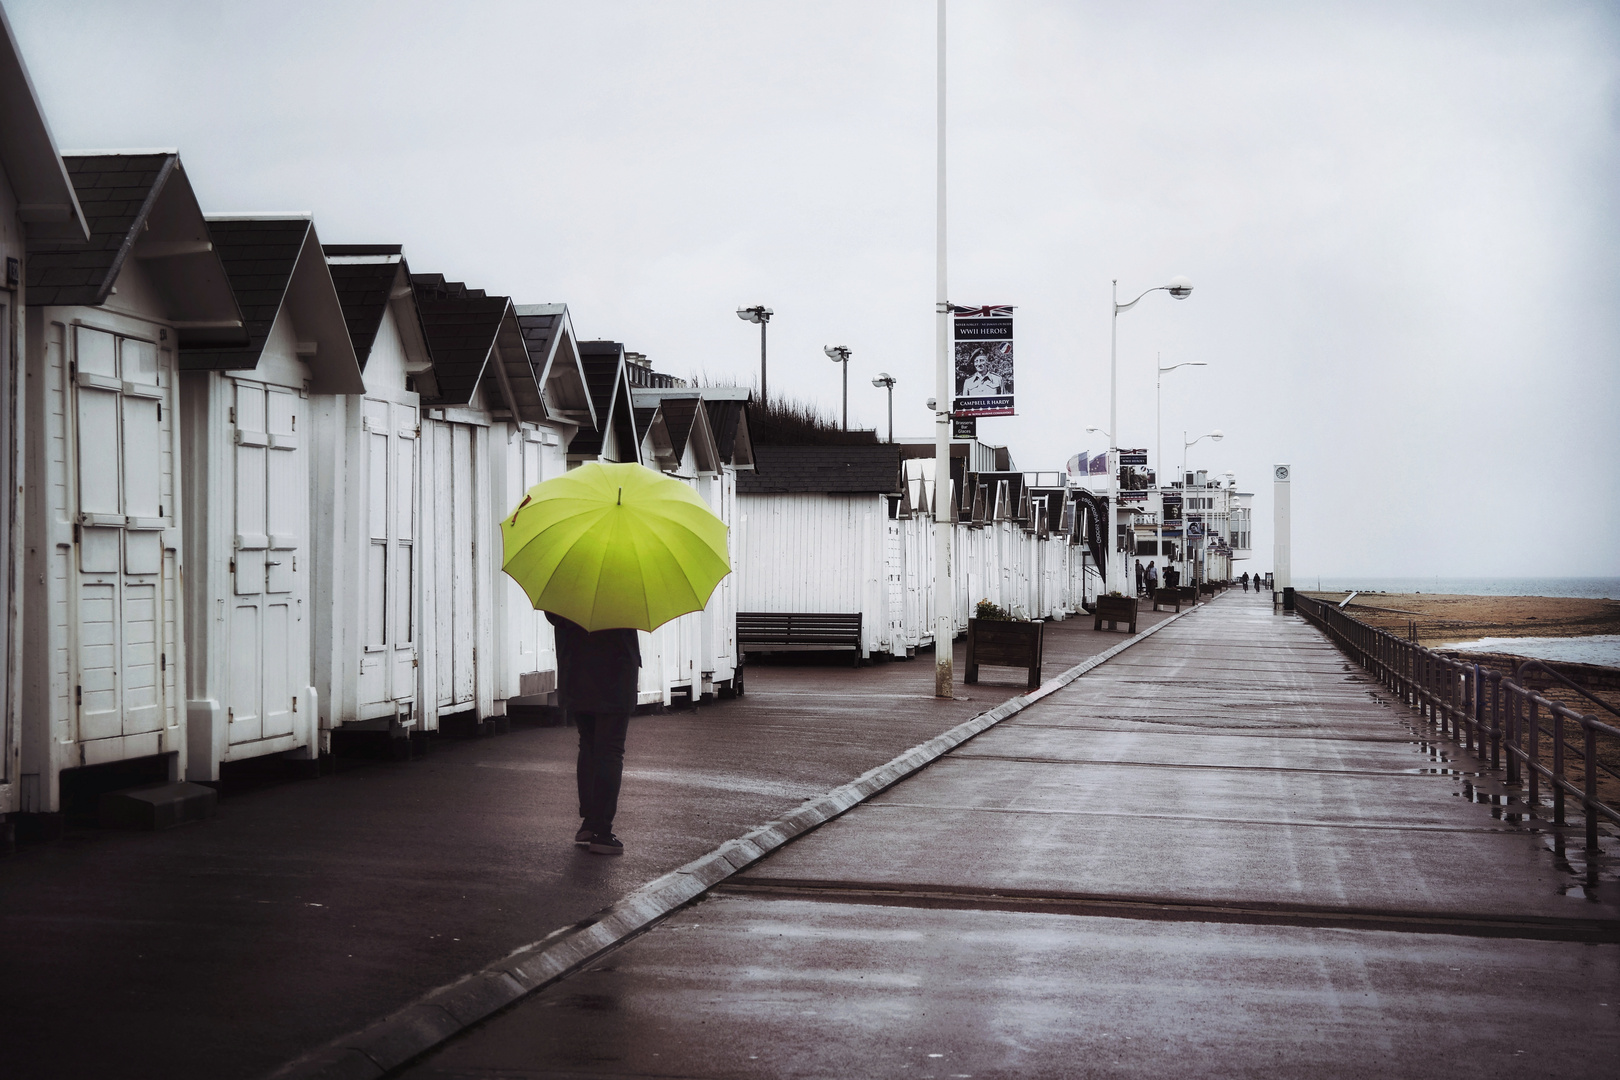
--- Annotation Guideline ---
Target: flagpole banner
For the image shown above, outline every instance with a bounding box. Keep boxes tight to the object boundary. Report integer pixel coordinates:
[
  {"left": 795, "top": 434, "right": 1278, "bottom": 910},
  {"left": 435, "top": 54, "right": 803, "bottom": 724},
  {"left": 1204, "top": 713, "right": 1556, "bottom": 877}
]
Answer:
[{"left": 951, "top": 304, "right": 1015, "bottom": 417}]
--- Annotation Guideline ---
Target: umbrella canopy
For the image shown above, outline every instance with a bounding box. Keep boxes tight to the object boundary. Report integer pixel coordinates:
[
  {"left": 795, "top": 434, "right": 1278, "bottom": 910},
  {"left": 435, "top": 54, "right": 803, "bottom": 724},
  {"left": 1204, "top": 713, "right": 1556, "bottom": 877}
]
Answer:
[{"left": 500, "top": 461, "right": 730, "bottom": 632}]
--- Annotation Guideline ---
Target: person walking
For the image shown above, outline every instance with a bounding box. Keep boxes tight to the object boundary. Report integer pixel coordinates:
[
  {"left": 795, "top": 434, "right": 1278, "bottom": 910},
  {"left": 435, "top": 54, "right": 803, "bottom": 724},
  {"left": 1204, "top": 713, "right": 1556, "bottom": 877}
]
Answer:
[
  {"left": 1146, "top": 561, "right": 1158, "bottom": 593},
  {"left": 1135, "top": 561, "right": 1145, "bottom": 595},
  {"left": 547, "top": 611, "right": 642, "bottom": 855},
  {"left": 1241, "top": 571, "right": 1250, "bottom": 592}
]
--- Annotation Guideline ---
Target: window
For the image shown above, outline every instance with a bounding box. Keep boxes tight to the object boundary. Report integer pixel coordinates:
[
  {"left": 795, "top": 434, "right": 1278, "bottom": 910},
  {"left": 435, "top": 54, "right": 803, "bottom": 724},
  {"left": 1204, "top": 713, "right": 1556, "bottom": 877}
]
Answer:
[{"left": 74, "top": 326, "right": 164, "bottom": 575}]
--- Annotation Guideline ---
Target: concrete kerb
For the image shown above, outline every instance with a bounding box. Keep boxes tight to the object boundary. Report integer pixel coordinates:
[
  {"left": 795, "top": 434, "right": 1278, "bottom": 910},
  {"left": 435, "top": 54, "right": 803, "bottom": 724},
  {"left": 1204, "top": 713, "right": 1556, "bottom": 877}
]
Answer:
[{"left": 267, "top": 603, "right": 1202, "bottom": 1080}]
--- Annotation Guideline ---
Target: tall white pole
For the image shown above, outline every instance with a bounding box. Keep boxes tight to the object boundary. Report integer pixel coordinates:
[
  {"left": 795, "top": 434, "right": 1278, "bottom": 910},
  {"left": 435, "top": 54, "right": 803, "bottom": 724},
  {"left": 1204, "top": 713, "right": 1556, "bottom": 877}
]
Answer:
[
  {"left": 1155, "top": 356, "right": 1162, "bottom": 583},
  {"left": 933, "top": 0, "right": 953, "bottom": 697},
  {"left": 1107, "top": 281, "right": 1118, "bottom": 595},
  {"left": 1273, "top": 464, "right": 1291, "bottom": 602}
]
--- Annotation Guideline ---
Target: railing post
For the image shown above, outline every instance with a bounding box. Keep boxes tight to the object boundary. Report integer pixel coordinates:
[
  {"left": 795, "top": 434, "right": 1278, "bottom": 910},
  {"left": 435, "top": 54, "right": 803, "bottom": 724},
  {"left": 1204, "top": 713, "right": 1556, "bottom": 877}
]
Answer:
[
  {"left": 1506, "top": 688, "right": 1520, "bottom": 786},
  {"left": 1527, "top": 697, "right": 1540, "bottom": 807},
  {"left": 1551, "top": 705, "right": 1565, "bottom": 826},
  {"left": 1466, "top": 664, "right": 1478, "bottom": 753},
  {"left": 1488, "top": 670, "right": 1502, "bottom": 772},
  {"left": 1585, "top": 720, "right": 1600, "bottom": 851}
]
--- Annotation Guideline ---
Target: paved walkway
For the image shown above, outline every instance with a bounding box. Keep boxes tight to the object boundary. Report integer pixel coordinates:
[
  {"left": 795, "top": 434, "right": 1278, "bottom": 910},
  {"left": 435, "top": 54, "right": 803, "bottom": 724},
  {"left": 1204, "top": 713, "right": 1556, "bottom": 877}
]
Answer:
[
  {"left": 403, "top": 593, "right": 1619, "bottom": 1079},
  {"left": 0, "top": 607, "right": 1173, "bottom": 1080}
]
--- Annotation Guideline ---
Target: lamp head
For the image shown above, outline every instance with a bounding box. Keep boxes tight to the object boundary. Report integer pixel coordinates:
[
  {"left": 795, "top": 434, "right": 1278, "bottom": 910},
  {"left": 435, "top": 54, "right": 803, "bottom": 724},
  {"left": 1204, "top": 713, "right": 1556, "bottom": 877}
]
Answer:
[
  {"left": 925, "top": 397, "right": 937, "bottom": 411},
  {"left": 824, "top": 345, "right": 850, "bottom": 362},
  {"left": 736, "top": 306, "right": 772, "bottom": 323},
  {"left": 1211, "top": 429, "right": 1224, "bottom": 441},
  {"left": 872, "top": 372, "right": 894, "bottom": 388},
  {"left": 1166, "top": 275, "right": 1194, "bottom": 299}
]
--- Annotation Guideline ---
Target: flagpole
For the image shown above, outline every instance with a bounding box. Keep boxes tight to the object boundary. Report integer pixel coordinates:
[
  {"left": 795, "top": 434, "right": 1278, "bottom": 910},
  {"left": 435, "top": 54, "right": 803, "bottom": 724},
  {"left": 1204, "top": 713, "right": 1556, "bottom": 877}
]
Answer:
[{"left": 933, "top": 0, "right": 953, "bottom": 698}]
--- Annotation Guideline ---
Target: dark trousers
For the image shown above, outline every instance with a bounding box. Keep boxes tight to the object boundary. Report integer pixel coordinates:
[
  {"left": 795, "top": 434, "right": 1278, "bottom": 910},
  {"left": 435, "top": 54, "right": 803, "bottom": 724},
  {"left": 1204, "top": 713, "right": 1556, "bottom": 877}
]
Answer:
[{"left": 574, "top": 710, "right": 630, "bottom": 835}]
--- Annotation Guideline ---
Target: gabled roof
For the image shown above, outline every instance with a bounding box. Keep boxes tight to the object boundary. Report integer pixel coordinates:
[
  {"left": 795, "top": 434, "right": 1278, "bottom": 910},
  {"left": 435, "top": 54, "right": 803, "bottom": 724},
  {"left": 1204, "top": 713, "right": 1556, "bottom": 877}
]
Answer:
[
  {"left": 570, "top": 341, "right": 641, "bottom": 463},
  {"left": 630, "top": 388, "right": 722, "bottom": 474},
  {"left": 26, "top": 152, "right": 241, "bottom": 329},
  {"left": 0, "top": 7, "right": 87, "bottom": 241},
  {"left": 180, "top": 215, "right": 362, "bottom": 393},
  {"left": 514, "top": 303, "right": 595, "bottom": 429},
  {"left": 701, "top": 388, "right": 755, "bottom": 469},
  {"left": 322, "top": 244, "right": 401, "bottom": 366},
  {"left": 738, "top": 444, "right": 902, "bottom": 495},
  {"left": 411, "top": 274, "right": 508, "bottom": 407}
]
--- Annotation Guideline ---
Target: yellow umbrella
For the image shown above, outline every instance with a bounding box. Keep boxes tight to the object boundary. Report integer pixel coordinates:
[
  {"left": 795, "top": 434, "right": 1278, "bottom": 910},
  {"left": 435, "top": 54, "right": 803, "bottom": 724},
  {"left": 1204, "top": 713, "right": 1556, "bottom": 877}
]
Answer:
[{"left": 500, "top": 461, "right": 730, "bottom": 632}]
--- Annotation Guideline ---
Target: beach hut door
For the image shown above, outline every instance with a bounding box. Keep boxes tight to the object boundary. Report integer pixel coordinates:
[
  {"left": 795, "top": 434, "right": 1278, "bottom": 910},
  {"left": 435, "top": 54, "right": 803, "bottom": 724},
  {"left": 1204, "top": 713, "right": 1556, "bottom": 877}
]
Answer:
[
  {"left": 72, "top": 328, "right": 171, "bottom": 744},
  {"left": 229, "top": 381, "right": 307, "bottom": 744},
  {"left": 360, "top": 399, "right": 418, "bottom": 711}
]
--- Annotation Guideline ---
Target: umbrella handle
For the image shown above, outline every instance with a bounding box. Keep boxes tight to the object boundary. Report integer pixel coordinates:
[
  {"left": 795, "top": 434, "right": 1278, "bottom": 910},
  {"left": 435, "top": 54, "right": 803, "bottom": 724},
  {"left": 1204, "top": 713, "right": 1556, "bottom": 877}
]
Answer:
[{"left": 509, "top": 494, "right": 531, "bottom": 525}]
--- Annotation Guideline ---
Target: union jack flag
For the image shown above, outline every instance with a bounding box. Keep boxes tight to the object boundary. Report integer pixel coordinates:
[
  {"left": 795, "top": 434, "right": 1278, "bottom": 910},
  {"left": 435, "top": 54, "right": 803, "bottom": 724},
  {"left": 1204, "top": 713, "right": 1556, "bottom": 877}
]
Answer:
[{"left": 950, "top": 304, "right": 1014, "bottom": 318}]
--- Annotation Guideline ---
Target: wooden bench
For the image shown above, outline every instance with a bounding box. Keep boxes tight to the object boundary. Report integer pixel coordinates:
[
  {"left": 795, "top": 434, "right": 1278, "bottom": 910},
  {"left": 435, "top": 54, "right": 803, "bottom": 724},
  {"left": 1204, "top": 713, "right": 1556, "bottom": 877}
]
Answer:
[
  {"left": 737, "top": 612, "right": 864, "bottom": 666},
  {"left": 1152, "top": 587, "right": 1181, "bottom": 613}
]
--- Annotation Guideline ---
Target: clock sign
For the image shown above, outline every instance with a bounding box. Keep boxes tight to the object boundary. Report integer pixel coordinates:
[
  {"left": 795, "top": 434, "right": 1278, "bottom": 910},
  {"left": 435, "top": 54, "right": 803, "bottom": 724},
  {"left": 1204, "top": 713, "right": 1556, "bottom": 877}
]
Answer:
[{"left": 1274, "top": 465, "right": 1290, "bottom": 481}]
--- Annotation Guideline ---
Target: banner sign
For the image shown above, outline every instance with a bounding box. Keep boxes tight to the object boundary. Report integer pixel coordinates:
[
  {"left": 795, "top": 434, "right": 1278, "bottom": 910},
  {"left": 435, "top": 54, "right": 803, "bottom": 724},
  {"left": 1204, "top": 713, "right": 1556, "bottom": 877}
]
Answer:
[
  {"left": 1120, "top": 490, "right": 1149, "bottom": 503},
  {"left": 951, "top": 305, "right": 1014, "bottom": 417},
  {"left": 952, "top": 416, "right": 977, "bottom": 440},
  {"left": 1119, "top": 450, "right": 1148, "bottom": 466}
]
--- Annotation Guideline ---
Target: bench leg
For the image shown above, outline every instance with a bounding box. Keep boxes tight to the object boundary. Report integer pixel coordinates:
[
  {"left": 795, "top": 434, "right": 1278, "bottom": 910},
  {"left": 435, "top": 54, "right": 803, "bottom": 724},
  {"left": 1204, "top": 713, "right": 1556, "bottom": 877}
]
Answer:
[
  {"left": 965, "top": 664, "right": 978, "bottom": 684},
  {"left": 1027, "top": 665, "right": 1040, "bottom": 689}
]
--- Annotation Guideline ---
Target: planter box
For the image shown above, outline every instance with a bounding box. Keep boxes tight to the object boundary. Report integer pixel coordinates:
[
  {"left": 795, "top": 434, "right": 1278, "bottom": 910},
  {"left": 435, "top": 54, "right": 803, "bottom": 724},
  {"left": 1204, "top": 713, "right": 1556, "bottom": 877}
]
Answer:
[
  {"left": 1093, "top": 595, "right": 1138, "bottom": 634},
  {"left": 1152, "top": 588, "right": 1182, "bottom": 613},
  {"left": 1178, "top": 585, "right": 1199, "bottom": 605},
  {"left": 965, "top": 618, "right": 1044, "bottom": 688}
]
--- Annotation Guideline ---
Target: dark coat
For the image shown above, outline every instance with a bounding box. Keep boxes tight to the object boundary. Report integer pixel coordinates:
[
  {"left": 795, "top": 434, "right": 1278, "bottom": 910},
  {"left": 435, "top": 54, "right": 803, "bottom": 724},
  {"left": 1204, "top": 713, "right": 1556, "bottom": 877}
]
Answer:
[{"left": 546, "top": 612, "right": 642, "bottom": 714}]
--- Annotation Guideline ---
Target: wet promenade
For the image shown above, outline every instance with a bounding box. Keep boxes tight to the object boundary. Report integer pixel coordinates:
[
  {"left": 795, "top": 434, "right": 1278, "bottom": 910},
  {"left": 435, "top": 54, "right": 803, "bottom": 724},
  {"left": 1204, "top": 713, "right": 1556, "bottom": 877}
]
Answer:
[
  {"left": 0, "top": 605, "right": 1174, "bottom": 1080},
  {"left": 401, "top": 593, "right": 1619, "bottom": 1079}
]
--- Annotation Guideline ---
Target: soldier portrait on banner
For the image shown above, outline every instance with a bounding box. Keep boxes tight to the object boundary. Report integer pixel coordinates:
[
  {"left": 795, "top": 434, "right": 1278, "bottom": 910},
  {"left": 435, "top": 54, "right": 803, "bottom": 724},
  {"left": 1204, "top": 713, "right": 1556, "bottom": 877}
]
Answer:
[{"left": 951, "top": 304, "right": 1015, "bottom": 417}]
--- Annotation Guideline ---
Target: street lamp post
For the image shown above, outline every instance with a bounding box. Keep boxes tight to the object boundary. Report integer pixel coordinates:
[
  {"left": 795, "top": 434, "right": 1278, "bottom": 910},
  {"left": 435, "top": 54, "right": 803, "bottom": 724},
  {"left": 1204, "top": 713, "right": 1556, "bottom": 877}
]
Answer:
[
  {"left": 824, "top": 345, "right": 852, "bottom": 430},
  {"left": 1156, "top": 356, "right": 1206, "bottom": 575},
  {"left": 736, "top": 306, "right": 773, "bottom": 402},
  {"left": 1108, "top": 276, "right": 1192, "bottom": 595},
  {"left": 872, "top": 372, "right": 896, "bottom": 442},
  {"left": 1182, "top": 428, "right": 1223, "bottom": 585},
  {"left": 933, "top": 0, "right": 952, "bottom": 698}
]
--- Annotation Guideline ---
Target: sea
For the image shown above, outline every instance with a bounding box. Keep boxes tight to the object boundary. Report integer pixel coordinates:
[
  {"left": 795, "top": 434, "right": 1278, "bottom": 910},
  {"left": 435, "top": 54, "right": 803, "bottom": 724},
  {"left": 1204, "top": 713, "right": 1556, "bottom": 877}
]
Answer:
[
  {"left": 1305, "top": 577, "right": 1620, "bottom": 600},
  {"left": 1444, "top": 634, "right": 1620, "bottom": 668}
]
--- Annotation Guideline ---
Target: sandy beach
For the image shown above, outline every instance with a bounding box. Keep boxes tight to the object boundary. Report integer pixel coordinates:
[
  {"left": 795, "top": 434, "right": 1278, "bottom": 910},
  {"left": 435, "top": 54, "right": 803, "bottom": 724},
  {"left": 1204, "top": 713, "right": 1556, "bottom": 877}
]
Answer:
[{"left": 1304, "top": 592, "right": 1620, "bottom": 647}]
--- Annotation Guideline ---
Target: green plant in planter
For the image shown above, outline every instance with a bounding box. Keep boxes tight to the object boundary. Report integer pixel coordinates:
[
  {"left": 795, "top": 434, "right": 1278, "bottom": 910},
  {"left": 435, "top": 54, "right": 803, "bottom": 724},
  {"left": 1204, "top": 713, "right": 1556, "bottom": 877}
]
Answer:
[{"left": 975, "top": 598, "right": 1013, "bottom": 621}]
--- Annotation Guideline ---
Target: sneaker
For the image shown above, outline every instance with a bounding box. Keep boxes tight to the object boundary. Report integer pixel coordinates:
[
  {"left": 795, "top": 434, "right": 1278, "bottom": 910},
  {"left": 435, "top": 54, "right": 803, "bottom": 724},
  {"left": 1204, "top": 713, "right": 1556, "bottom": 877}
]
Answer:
[
  {"left": 574, "top": 825, "right": 593, "bottom": 847},
  {"left": 587, "top": 832, "right": 624, "bottom": 856}
]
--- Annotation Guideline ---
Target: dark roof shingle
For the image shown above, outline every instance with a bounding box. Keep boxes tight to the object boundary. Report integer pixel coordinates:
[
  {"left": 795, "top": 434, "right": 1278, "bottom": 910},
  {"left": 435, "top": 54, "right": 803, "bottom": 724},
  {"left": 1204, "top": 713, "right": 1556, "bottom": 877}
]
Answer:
[
  {"left": 25, "top": 152, "right": 175, "bottom": 306},
  {"left": 179, "top": 218, "right": 310, "bottom": 369},
  {"left": 411, "top": 274, "right": 507, "bottom": 406},
  {"left": 737, "top": 444, "right": 901, "bottom": 495}
]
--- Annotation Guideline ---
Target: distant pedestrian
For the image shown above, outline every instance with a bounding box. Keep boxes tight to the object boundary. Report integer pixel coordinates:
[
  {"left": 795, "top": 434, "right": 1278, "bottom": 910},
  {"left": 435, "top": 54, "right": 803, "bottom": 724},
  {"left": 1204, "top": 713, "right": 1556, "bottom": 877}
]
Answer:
[
  {"left": 1135, "top": 562, "right": 1145, "bottom": 595},
  {"left": 1147, "top": 561, "right": 1158, "bottom": 592},
  {"left": 547, "top": 611, "right": 642, "bottom": 855},
  {"left": 1241, "top": 571, "right": 1250, "bottom": 592}
]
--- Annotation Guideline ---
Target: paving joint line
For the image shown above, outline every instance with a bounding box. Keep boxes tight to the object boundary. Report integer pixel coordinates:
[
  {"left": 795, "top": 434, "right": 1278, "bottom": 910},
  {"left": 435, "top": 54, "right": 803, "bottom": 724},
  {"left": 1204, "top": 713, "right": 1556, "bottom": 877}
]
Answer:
[
  {"left": 263, "top": 604, "right": 1199, "bottom": 1080},
  {"left": 712, "top": 879, "right": 1620, "bottom": 943}
]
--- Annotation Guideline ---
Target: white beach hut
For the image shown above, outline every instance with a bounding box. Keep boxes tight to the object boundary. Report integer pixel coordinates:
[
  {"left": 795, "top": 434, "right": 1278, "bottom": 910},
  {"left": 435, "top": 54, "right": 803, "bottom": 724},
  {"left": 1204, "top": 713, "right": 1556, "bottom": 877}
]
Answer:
[
  {"left": 736, "top": 443, "right": 904, "bottom": 661},
  {"left": 21, "top": 151, "right": 242, "bottom": 816},
  {"left": 177, "top": 215, "right": 362, "bottom": 781},
  {"left": 493, "top": 303, "right": 594, "bottom": 715},
  {"left": 0, "top": 13, "right": 89, "bottom": 829},
  {"left": 308, "top": 244, "right": 434, "bottom": 748},
  {"left": 411, "top": 276, "right": 585, "bottom": 732}
]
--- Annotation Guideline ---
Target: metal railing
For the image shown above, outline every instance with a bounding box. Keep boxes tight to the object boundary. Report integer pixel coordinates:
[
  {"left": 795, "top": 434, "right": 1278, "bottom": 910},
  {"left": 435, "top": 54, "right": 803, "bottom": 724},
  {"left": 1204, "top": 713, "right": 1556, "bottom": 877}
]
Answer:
[{"left": 1294, "top": 593, "right": 1619, "bottom": 850}]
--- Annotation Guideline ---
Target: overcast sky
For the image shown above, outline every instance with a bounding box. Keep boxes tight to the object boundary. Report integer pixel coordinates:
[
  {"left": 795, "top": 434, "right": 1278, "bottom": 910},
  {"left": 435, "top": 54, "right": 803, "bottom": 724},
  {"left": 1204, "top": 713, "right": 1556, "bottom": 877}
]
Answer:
[{"left": 11, "top": 1, "right": 1618, "bottom": 578}]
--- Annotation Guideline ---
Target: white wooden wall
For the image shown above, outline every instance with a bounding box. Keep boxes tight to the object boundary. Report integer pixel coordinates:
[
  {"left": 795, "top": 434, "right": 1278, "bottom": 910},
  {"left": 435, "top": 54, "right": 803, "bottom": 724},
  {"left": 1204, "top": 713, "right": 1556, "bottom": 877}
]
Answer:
[
  {"left": 740, "top": 491, "right": 1084, "bottom": 665},
  {"left": 736, "top": 492, "right": 891, "bottom": 659}
]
